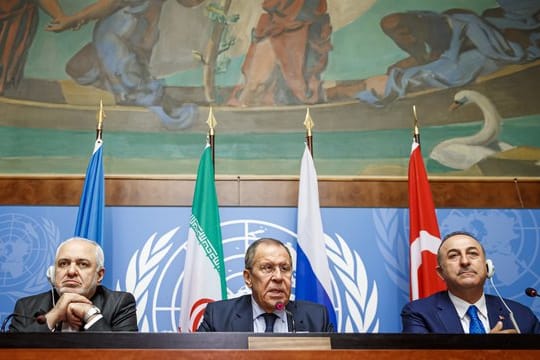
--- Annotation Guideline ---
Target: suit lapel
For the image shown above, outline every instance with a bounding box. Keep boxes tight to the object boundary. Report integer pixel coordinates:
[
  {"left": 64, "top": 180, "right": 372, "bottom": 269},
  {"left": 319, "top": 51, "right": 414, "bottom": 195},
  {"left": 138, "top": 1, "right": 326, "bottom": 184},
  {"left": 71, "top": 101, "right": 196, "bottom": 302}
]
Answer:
[
  {"left": 232, "top": 295, "right": 254, "bottom": 331},
  {"left": 90, "top": 287, "right": 105, "bottom": 310},
  {"left": 436, "top": 292, "right": 464, "bottom": 333},
  {"left": 486, "top": 295, "right": 505, "bottom": 329}
]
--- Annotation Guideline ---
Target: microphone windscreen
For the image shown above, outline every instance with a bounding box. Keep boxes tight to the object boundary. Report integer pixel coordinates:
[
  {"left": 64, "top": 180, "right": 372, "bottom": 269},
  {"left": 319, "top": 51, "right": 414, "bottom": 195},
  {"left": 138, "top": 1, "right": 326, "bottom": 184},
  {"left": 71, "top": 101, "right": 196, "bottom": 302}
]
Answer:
[
  {"left": 525, "top": 287, "right": 538, "bottom": 297},
  {"left": 33, "top": 310, "right": 47, "bottom": 324}
]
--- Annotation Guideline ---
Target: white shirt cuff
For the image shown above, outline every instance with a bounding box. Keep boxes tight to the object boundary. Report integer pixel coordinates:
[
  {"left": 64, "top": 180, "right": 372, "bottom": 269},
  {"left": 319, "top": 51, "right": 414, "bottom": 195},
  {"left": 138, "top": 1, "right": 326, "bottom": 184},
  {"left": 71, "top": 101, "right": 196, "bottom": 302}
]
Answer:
[{"left": 83, "top": 314, "right": 103, "bottom": 330}]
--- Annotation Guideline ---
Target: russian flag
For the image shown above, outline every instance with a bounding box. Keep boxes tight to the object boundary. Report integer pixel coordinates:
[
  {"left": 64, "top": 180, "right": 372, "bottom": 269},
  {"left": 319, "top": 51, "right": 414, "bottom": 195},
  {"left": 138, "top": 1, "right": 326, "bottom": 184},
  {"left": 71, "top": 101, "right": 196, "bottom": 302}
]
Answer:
[{"left": 295, "top": 145, "right": 337, "bottom": 327}]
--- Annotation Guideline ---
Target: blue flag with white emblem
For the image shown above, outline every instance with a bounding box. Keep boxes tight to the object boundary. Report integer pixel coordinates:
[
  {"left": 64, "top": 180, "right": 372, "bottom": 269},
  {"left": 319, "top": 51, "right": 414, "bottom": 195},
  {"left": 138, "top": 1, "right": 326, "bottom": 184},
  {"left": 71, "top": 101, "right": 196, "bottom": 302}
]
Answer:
[{"left": 74, "top": 139, "right": 104, "bottom": 246}]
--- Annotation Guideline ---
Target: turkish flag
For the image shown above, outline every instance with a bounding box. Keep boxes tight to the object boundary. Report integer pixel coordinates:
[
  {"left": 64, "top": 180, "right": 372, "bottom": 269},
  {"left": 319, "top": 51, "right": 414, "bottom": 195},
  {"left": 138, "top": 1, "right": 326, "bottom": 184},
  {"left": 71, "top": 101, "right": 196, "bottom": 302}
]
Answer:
[{"left": 408, "top": 141, "right": 446, "bottom": 300}]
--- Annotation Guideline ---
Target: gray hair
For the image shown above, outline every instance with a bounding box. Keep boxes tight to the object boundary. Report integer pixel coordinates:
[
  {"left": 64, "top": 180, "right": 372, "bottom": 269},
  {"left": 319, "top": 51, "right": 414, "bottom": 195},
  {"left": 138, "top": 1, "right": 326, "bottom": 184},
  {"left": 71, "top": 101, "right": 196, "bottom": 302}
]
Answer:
[
  {"left": 437, "top": 231, "right": 486, "bottom": 265},
  {"left": 55, "top": 237, "right": 105, "bottom": 270},
  {"left": 244, "top": 237, "right": 292, "bottom": 269}
]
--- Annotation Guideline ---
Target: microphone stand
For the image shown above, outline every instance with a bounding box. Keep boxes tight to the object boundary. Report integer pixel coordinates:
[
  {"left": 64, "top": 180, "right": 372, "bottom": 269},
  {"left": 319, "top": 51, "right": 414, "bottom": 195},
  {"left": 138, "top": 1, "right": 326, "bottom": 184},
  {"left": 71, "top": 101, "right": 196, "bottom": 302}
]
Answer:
[
  {"left": 1, "top": 314, "right": 15, "bottom": 332},
  {"left": 1, "top": 311, "right": 47, "bottom": 332},
  {"left": 286, "top": 310, "right": 296, "bottom": 333},
  {"left": 276, "top": 302, "right": 296, "bottom": 333}
]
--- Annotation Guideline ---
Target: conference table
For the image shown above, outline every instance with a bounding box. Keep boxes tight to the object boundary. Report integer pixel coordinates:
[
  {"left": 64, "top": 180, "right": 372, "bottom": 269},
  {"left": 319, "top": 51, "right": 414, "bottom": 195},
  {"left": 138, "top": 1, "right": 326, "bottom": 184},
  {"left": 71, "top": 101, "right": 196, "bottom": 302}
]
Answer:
[{"left": 1, "top": 332, "right": 539, "bottom": 359}]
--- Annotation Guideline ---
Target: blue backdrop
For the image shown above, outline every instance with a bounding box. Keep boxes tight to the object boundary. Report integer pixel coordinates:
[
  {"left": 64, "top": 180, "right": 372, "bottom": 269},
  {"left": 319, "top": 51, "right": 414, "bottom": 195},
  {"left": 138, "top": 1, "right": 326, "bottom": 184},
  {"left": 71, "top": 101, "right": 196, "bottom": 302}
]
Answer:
[{"left": 1, "top": 206, "right": 539, "bottom": 332}]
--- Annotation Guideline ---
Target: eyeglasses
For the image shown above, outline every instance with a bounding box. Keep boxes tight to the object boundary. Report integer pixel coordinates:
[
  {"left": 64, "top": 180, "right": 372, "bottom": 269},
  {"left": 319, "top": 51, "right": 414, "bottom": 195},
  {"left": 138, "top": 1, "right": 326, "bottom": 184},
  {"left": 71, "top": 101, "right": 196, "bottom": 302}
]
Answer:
[{"left": 253, "top": 263, "right": 292, "bottom": 276}]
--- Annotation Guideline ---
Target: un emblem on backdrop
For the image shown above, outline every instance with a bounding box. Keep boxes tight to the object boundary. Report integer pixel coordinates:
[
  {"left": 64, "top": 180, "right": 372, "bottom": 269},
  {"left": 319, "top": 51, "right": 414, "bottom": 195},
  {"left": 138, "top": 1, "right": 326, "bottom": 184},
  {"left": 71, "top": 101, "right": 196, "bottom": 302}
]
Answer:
[
  {"left": 373, "top": 208, "right": 540, "bottom": 315},
  {"left": 119, "top": 219, "right": 379, "bottom": 332},
  {"left": 374, "top": 209, "right": 410, "bottom": 300},
  {"left": 0, "top": 213, "right": 59, "bottom": 302},
  {"left": 439, "top": 210, "right": 540, "bottom": 299}
]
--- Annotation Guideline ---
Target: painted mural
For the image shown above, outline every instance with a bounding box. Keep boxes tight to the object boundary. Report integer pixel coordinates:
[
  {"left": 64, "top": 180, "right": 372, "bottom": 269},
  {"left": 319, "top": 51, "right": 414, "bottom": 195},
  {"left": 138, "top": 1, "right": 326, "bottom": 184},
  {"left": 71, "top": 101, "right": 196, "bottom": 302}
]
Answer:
[{"left": 1, "top": 0, "right": 540, "bottom": 176}]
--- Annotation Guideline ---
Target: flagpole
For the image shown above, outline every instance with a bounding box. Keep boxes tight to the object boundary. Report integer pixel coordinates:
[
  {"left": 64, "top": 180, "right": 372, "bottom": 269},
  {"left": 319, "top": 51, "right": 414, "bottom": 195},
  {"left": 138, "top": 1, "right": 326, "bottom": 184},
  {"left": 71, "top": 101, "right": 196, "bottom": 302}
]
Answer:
[
  {"left": 296, "top": 109, "right": 337, "bottom": 328},
  {"left": 408, "top": 103, "right": 446, "bottom": 300},
  {"left": 206, "top": 107, "right": 217, "bottom": 168},
  {"left": 180, "top": 139, "right": 226, "bottom": 332},
  {"left": 75, "top": 98, "right": 106, "bottom": 248},
  {"left": 304, "top": 107, "right": 314, "bottom": 156},
  {"left": 412, "top": 105, "right": 420, "bottom": 145},
  {"left": 96, "top": 99, "right": 105, "bottom": 141}
]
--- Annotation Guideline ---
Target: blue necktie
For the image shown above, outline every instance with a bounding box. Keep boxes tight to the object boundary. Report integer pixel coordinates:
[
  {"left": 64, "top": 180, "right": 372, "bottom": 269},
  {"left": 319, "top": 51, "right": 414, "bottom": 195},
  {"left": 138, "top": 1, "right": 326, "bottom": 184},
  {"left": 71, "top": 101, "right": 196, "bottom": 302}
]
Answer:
[
  {"left": 261, "top": 313, "right": 277, "bottom": 333},
  {"left": 467, "top": 305, "right": 486, "bottom": 334}
]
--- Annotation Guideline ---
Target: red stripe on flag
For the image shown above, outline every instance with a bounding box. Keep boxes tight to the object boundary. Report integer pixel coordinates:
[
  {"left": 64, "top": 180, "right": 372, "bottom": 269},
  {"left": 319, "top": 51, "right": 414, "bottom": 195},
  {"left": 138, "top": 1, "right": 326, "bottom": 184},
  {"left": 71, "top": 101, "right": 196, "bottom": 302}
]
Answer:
[{"left": 408, "top": 142, "right": 446, "bottom": 300}]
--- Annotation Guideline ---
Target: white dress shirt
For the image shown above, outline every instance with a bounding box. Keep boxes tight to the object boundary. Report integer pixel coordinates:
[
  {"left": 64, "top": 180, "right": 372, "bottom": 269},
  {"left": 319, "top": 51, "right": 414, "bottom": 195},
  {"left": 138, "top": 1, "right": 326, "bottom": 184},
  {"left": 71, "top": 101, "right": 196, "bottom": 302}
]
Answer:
[
  {"left": 448, "top": 291, "right": 490, "bottom": 333},
  {"left": 250, "top": 296, "right": 289, "bottom": 333}
]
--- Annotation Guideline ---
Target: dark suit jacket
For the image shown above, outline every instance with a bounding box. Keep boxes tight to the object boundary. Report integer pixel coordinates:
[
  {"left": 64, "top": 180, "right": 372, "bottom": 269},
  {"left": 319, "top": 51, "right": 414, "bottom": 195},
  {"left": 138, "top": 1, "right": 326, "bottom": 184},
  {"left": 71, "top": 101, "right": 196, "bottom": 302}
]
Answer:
[
  {"left": 401, "top": 291, "right": 540, "bottom": 334},
  {"left": 9, "top": 285, "right": 138, "bottom": 332},
  {"left": 197, "top": 295, "right": 334, "bottom": 332}
]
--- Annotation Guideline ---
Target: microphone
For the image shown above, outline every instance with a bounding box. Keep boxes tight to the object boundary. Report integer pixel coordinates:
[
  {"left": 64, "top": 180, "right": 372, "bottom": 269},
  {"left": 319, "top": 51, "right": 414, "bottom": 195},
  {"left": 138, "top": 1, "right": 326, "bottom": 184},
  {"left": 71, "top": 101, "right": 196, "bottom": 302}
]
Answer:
[
  {"left": 36, "top": 311, "right": 47, "bottom": 325},
  {"left": 488, "top": 277, "right": 521, "bottom": 334},
  {"left": 1, "top": 311, "right": 47, "bottom": 332},
  {"left": 275, "top": 302, "right": 295, "bottom": 333},
  {"left": 525, "top": 287, "right": 539, "bottom": 297}
]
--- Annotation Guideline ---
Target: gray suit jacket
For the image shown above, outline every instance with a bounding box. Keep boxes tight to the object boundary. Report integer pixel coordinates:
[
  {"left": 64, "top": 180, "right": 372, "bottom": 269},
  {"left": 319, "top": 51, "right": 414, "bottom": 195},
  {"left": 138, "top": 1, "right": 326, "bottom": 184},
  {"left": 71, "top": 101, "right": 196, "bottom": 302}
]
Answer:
[
  {"left": 197, "top": 295, "right": 334, "bottom": 332},
  {"left": 9, "top": 285, "right": 138, "bottom": 332}
]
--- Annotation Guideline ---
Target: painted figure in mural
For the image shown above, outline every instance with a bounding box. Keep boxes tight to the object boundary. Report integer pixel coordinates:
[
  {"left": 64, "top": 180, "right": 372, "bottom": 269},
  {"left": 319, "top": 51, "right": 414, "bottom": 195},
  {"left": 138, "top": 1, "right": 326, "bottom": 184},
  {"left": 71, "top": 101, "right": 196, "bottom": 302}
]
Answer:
[
  {"left": 8, "top": 237, "right": 138, "bottom": 332},
  {"left": 0, "top": 0, "right": 66, "bottom": 95},
  {"left": 357, "top": 0, "right": 540, "bottom": 107},
  {"left": 227, "top": 0, "right": 332, "bottom": 107},
  {"left": 401, "top": 231, "right": 540, "bottom": 334},
  {"left": 197, "top": 238, "right": 334, "bottom": 332},
  {"left": 45, "top": 0, "right": 205, "bottom": 129}
]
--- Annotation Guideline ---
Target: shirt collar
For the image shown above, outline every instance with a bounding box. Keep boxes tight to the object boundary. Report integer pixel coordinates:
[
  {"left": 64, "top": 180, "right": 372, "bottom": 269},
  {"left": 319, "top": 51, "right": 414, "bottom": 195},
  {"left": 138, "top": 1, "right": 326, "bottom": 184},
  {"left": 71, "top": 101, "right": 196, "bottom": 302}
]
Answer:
[
  {"left": 448, "top": 291, "right": 488, "bottom": 320},
  {"left": 250, "top": 295, "right": 286, "bottom": 321}
]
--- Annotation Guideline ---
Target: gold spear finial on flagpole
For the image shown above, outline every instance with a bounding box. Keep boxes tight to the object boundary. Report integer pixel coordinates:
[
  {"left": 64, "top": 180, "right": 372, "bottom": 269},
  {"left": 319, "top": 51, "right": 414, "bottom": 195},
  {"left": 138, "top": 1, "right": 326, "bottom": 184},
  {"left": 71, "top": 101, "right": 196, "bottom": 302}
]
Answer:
[
  {"left": 304, "top": 107, "right": 314, "bottom": 155},
  {"left": 206, "top": 107, "right": 217, "bottom": 167},
  {"left": 412, "top": 105, "right": 420, "bottom": 144},
  {"left": 206, "top": 107, "right": 217, "bottom": 135},
  {"left": 96, "top": 99, "right": 105, "bottom": 141},
  {"left": 304, "top": 107, "right": 314, "bottom": 136}
]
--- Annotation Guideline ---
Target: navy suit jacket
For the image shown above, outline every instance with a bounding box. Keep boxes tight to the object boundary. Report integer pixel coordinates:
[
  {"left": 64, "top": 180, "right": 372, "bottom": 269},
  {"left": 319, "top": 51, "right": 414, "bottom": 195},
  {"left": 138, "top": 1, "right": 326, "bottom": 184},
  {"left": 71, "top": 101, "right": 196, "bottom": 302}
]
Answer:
[
  {"left": 401, "top": 291, "right": 540, "bottom": 334},
  {"left": 197, "top": 295, "right": 334, "bottom": 332},
  {"left": 9, "top": 286, "right": 138, "bottom": 332}
]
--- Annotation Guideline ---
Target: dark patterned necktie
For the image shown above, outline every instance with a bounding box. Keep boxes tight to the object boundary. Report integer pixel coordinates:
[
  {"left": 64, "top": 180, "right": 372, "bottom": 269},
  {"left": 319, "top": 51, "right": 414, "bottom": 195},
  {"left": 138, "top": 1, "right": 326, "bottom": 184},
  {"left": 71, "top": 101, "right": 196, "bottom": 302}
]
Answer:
[
  {"left": 261, "top": 313, "right": 278, "bottom": 333},
  {"left": 467, "top": 305, "right": 486, "bottom": 334}
]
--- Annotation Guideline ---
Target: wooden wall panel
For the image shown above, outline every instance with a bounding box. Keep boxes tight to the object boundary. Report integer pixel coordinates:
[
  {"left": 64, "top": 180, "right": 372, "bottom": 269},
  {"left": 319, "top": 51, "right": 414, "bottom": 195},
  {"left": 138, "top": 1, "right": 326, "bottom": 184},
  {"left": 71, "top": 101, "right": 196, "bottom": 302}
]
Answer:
[{"left": 0, "top": 176, "right": 538, "bottom": 208}]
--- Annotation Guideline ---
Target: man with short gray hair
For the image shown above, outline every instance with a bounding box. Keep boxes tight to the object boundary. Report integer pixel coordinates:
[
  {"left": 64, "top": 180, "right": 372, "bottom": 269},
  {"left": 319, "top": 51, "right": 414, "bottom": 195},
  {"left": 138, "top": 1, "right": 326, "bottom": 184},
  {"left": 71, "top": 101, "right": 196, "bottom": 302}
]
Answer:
[
  {"left": 9, "top": 237, "right": 138, "bottom": 332},
  {"left": 198, "top": 237, "right": 334, "bottom": 332}
]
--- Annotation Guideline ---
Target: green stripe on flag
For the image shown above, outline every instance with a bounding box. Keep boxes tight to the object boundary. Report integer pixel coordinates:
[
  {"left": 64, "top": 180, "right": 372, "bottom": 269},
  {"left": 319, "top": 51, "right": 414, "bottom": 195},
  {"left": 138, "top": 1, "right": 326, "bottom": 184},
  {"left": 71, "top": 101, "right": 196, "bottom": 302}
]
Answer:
[{"left": 190, "top": 145, "right": 227, "bottom": 299}]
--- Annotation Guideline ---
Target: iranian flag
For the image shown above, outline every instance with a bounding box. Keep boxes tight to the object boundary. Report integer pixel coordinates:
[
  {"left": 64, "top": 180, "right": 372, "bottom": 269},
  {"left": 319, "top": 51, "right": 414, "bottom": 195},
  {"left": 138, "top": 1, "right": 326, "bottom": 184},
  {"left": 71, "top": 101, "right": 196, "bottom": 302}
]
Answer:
[
  {"left": 408, "top": 140, "right": 446, "bottom": 300},
  {"left": 180, "top": 144, "right": 227, "bottom": 332}
]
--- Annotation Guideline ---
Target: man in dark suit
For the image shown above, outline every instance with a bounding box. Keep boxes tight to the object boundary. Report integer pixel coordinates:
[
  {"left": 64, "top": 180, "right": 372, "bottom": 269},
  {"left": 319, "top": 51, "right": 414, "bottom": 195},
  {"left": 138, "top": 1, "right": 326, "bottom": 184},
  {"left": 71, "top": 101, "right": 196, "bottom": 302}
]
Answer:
[
  {"left": 401, "top": 232, "right": 540, "bottom": 334},
  {"left": 198, "top": 238, "right": 334, "bottom": 332},
  {"left": 9, "top": 237, "right": 138, "bottom": 332}
]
